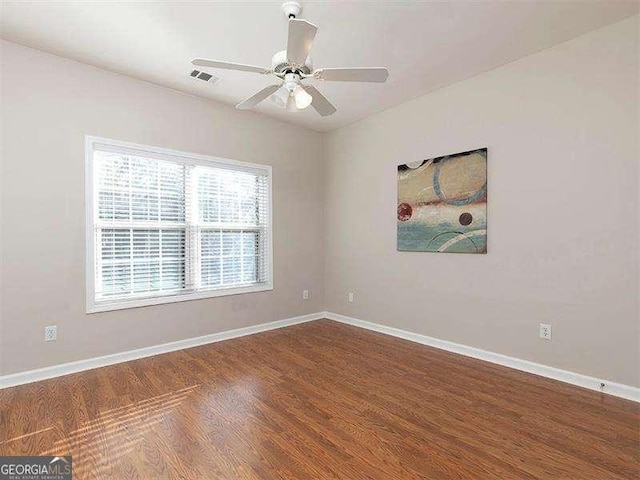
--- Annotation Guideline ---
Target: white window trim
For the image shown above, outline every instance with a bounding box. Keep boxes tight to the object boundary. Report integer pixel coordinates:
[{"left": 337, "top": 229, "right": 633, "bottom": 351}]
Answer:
[{"left": 85, "top": 135, "right": 273, "bottom": 314}]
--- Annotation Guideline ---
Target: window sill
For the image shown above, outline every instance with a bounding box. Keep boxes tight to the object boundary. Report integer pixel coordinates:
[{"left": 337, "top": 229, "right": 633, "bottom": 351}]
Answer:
[{"left": 86, "top": 283, "right": 273, "bottom": 314}]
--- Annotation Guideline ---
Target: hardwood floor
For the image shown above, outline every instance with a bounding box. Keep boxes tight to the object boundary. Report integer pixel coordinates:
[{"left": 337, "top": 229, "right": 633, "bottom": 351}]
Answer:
[{"left": 0, "top": 320, "right": 638, "bottom": 479}]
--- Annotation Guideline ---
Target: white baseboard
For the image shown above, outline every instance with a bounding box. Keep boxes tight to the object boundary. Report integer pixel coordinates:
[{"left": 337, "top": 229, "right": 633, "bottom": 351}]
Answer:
[
  {"left": 0, "top": 312, "right": 324, "bottom": 390},
  {"left": 4, "top": 311, "right": 638, "bottom": 403},
  {"left": 323, "top": 311, "right": 640, "bottom": 403}
]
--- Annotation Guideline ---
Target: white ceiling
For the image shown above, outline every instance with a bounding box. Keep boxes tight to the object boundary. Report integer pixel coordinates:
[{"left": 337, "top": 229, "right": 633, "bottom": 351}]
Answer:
[{"left": 1, "top": 1, "right": 637, "bottom": 132}]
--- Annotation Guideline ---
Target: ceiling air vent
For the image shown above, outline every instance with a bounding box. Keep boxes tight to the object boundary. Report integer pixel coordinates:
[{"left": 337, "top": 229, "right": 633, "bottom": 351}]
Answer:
[{"left": 189, "top": 70, "right": 219, "bottom": 84}]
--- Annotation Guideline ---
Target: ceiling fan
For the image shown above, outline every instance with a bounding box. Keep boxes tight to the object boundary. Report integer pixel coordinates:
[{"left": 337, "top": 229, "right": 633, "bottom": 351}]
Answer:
[{"left": 191, "top": 1, "right": 389, "bottom": 117}]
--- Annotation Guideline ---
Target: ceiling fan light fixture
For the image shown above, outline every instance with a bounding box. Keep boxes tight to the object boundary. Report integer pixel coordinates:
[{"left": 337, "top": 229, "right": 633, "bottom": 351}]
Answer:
[
  {"left": 271, "top": 86, "right": 290, "bottom": 108},
  {"left": 293, "top": 85, "right": 313, "bottom": 109},
  {"left": 271, "top": 76, "right": 310, "bottom": 111},
  {"left": 286, "top": 92, "right": 300, "bottom": 113}
]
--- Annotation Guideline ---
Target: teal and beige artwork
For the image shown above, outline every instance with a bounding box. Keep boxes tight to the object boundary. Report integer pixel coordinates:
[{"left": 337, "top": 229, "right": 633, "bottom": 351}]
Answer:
[{"left": 397, "top": 148, "right": 487, "bottom": 254}]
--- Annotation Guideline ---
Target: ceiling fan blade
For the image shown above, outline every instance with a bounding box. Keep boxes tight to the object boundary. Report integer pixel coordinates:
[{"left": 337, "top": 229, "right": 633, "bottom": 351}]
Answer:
[
  {"left": 303, "top": 85, "right": 337, "bottom": 117},
  {"left": 236, "top": 85, "right": 281, "bottom": 110},
  {"left": 287, "top": 19, "right": 317, "bottom": 66},
  {"left": 192, "top": 58, "right": 270, "bottom": 74},
  {"left": 315, "top": 67, "right": 389, "bottom": 83}
]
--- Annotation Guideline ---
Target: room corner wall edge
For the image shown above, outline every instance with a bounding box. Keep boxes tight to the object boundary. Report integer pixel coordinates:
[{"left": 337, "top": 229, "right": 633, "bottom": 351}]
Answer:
[
  {"left": 323, "top": 312, "right": 640, "bottom": 403},
  {"left": 0, "top": 312, "right": 325, "bottom": 389}
]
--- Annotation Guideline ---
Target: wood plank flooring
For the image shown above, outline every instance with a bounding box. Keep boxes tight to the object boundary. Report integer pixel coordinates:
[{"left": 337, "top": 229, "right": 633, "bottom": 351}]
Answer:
[{"left": 0, "top": 319, "right": 638, "bottom": 479}]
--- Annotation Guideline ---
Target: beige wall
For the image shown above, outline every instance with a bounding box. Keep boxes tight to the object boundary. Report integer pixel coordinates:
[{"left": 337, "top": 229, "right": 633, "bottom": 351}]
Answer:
[
  {"left": 0, "top": 41, "right": 324, "bottom": 375},
  {"left": 323, "top": 17, "right": 639, "bottom": 387}
]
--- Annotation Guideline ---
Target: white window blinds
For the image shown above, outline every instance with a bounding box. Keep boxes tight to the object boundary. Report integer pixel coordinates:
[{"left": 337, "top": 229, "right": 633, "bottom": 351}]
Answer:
[{"left": 86, "top": 137, "right": 272, "bottom": 312}]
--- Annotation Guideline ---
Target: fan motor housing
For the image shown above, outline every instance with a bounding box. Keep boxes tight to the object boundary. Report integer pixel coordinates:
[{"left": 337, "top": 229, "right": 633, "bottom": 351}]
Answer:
[{"left": 271, "top": 50, "right": 312, "bottom": 75}]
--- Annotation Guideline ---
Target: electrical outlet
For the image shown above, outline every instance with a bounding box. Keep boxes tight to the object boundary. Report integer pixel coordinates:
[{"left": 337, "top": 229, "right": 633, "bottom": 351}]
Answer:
[
  {"left": 302, "top": 289, "right": 309, "bottom": 300},
  {"left": 539, "top": 323, "right": 552, "bottom": 340},
  {"left": 348, "top": 292, "right": 354, "bottom": 303},
  {"left": 45, "top": 325, "right": 57, "bottom": 342}
]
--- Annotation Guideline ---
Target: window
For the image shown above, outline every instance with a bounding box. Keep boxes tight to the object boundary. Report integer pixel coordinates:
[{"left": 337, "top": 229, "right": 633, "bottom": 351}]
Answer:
[{"left": 85, "top": 136, "right": 272, "bottom": 313}]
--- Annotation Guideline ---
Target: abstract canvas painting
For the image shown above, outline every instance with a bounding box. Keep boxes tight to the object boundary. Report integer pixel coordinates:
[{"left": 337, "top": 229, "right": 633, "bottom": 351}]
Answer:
[{"left": 397, "top": 148, "right": 487, "bottom": 254}]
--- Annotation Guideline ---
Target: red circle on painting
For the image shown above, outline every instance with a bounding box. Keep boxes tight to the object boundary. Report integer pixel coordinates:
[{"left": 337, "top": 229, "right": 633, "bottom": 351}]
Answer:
[{"left": 398, "top": 203, "right": 413, "bottom": 221}]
